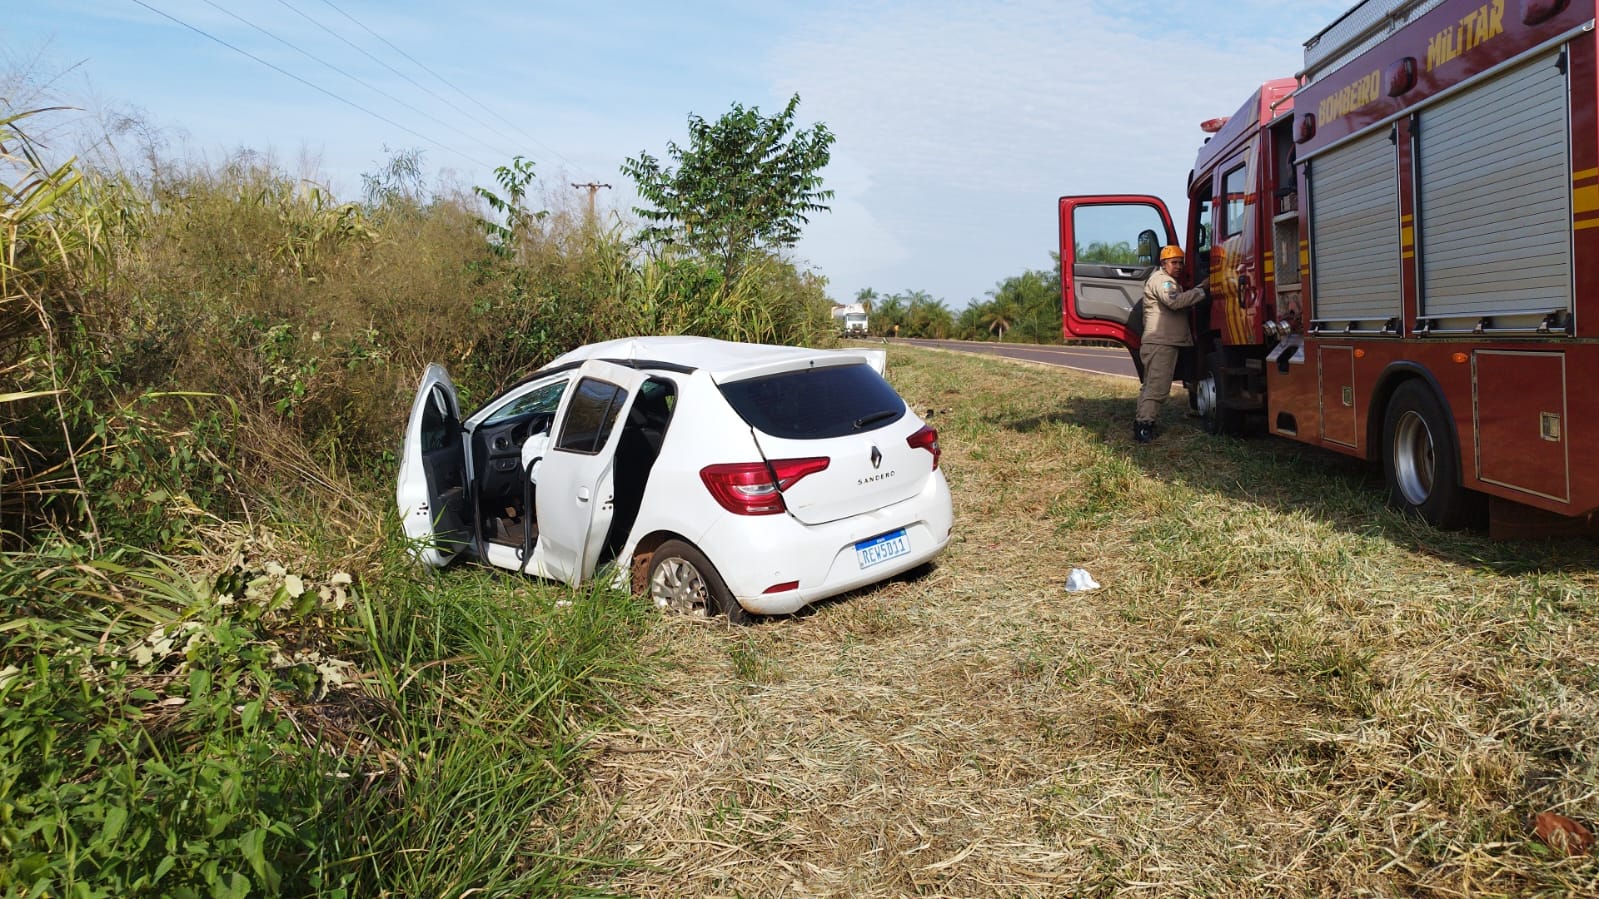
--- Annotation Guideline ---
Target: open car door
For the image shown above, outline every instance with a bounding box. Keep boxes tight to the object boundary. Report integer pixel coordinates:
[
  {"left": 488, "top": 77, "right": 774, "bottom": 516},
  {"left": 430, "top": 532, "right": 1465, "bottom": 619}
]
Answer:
[
  {"left": 397, "top": 364, "right": 470, "bottom": 566},
  {"left": 534, "top": 359, "right": 649, "bottom": 585},
  {"left": 1058, "top": 195, "right": 1179, "bottom": 350}
]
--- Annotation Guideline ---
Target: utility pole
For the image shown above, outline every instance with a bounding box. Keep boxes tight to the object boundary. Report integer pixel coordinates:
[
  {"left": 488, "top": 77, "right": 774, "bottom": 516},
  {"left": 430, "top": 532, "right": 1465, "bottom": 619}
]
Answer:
[{"left": 571, "top": 182, "right": 612, "bottom": 225}]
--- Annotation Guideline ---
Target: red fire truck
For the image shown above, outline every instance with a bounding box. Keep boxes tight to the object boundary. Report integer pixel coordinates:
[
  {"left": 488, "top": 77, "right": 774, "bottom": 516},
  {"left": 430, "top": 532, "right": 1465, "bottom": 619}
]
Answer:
[{"left": 1059, "top": 0, "right": 1599, "bottom": 535}]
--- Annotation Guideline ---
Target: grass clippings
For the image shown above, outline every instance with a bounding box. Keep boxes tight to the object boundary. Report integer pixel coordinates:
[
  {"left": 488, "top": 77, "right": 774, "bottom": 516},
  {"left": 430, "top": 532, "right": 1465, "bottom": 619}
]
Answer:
[{"left": 579, "top": 345, "right": 1599, "bottom": 897}]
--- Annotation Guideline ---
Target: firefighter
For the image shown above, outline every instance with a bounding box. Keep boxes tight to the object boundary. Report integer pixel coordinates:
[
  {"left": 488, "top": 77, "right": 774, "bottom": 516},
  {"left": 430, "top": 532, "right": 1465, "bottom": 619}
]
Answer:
[{"left": 1134, "top": 245, "right": 1208, "bottom": 443}]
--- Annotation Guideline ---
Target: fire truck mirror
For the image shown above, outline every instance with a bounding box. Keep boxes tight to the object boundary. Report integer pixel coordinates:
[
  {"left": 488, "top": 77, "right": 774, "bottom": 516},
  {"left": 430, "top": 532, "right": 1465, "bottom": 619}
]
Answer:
[{"left": 1136, "top": 229, "right": 1159, "bottom": 265}]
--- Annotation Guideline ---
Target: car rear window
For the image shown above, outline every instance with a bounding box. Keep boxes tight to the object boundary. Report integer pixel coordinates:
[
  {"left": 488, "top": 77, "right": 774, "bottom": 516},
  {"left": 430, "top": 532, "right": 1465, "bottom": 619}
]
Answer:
[{"left": 717, "top": 363, "right": 907, "bottom": 439}]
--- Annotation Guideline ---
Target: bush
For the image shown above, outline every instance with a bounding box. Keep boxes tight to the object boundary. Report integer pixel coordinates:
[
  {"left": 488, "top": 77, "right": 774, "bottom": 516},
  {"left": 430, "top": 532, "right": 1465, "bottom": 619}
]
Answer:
[
  {"left": 0, "top": 102, "right": 831, "bottom": 893},
  {"left": 0, "top": 533, "right": 652, "bottom": 896}
]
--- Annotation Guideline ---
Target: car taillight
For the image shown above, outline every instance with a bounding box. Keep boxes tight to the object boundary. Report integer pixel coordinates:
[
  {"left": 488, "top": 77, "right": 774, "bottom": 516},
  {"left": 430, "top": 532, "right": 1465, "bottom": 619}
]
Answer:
[
  {"left": 699, "top": 457, "right": 830, "bottom": 515},
  {"left": 907, "top": 425, "right": 941, "bottom": 469}
]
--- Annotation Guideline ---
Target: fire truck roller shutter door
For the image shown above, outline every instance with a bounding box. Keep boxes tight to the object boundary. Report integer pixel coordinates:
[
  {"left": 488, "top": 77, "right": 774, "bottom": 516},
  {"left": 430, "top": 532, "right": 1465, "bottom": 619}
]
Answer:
[
  {"left": 1308, "top": 127, "right": 1402, "bottom": 329},
  {"left": 1415, "top": 49, "right": 1571, "bottom": 330}
]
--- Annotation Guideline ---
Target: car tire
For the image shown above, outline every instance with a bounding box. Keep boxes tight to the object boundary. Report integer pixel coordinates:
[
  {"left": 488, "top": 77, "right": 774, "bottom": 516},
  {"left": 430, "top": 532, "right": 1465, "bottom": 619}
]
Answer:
[
  {"left": 647, "top": 539, "right": 751, "bottom": 625},
  {"left": 1382, "top": 380, "right": 1477, "bottom": 529}
]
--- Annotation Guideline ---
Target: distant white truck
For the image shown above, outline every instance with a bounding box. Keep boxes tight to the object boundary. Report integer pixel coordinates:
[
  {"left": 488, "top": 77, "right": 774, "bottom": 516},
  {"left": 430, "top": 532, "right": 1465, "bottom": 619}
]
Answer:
[{"left": 832, "top": 303, "right": 868, "bottom": 338}]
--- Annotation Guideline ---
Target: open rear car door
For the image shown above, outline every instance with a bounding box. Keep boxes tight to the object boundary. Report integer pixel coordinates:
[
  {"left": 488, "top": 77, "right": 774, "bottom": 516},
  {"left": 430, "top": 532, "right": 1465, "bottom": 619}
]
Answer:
[
  {"left": 534, "top": 359, "right": 649, "bottom": 585},
  {"left": 397, "top": 364, "right": 470, "bottom": 566},
  {"left": 1058, "top": 195, "right": 1179, "bottom": 354}
]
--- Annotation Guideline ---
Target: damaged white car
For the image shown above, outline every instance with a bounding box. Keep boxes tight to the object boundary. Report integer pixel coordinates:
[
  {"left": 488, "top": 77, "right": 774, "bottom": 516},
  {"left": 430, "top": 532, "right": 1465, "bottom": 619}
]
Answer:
[{"left": 397, "top": 336, "right": 953, "bottom": 622}]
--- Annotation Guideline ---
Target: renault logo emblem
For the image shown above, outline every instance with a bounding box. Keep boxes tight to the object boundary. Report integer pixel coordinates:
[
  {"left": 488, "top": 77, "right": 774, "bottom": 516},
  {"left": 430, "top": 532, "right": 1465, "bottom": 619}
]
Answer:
[{"left": 870, "top": 446, "right": 882, "bottom": 469}]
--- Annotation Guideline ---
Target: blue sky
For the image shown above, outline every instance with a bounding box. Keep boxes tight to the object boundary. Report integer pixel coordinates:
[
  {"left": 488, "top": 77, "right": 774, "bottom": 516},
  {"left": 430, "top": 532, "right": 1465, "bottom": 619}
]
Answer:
[{"left": 9, "top": 0, "right": 1348, "bottom": 308}]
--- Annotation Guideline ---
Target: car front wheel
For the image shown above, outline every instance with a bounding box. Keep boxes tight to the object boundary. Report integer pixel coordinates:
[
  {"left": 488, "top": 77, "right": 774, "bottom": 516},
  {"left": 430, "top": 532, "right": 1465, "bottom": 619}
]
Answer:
[{"left": 647, "top": 539, "right": 750, "bottom": 625}]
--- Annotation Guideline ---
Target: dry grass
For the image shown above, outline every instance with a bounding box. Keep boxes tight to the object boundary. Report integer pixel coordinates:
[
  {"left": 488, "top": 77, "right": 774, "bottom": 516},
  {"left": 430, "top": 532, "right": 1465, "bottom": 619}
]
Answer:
[{"left": 577, "top": 346, "right": 1599, "bottom": 897}]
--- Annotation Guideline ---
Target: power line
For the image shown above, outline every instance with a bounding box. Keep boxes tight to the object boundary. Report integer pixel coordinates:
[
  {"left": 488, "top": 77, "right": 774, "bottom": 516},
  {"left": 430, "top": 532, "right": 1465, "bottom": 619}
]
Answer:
[
  {"left": 317, "top": 0, "right": 580, "bottom": 171},
  {"left": 272, "top": 0, "right": 533, "bottom": 165},
  {"left": 198, "top": 0, "right": 518, "bottom": 163},
  {"left": 127, "top": 0, "right": 496, "bottom": 170}
]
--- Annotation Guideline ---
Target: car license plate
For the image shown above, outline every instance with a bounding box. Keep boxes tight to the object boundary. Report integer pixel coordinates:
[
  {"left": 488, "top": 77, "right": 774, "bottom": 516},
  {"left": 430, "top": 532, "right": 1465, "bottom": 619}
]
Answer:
[{"left": 855, "top": 528, "right": 910, "bottom": 569}]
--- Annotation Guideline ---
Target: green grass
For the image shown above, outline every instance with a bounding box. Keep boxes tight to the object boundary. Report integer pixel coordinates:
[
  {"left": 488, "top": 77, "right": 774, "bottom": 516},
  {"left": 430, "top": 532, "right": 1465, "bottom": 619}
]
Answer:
[
  {"left": 574, "top": 346, "right": 1599, "bottom": 898},
  {"left": 0, "top": 533, "right": 652, "bottom": 897}
]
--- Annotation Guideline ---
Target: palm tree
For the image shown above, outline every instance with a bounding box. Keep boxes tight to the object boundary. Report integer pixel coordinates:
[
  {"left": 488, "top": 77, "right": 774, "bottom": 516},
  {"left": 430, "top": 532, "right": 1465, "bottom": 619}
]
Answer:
[{"left": 979, "top": 296, "right": 1021, "bottom": 341}]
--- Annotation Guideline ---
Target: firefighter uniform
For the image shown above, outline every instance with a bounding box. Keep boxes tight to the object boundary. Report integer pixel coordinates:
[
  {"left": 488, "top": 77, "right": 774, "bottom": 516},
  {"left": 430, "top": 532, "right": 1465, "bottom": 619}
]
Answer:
[{"left": 1135, "top": 267, "right": 1208, "bottom": 432}]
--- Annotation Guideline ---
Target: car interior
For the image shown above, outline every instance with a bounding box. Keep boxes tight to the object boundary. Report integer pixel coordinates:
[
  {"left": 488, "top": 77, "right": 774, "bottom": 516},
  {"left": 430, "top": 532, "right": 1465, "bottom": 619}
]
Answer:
[
  {"left": 598, "top": 378, "right": 676, "bottom": 566},
  {"left": 420, "top": 383, "right": 470, "bottom": 551},
  {"left": 468, "top": 376, "right": 677, "bottom": 568},
  {"left": 472, "top": 407, "right": 556, "bottom": 551}
]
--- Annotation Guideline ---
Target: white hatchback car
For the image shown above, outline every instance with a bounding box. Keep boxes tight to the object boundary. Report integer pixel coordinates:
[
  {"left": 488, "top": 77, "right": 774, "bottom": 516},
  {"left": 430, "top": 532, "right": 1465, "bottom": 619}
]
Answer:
[{"left": 397, "top": 336, "right": 953, "bottom": 622}]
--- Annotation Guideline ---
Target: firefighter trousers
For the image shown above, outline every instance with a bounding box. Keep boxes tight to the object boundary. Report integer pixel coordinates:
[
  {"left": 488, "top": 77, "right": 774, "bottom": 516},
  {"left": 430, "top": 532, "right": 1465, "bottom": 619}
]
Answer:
[{"left": 1136, "top": 343, "right": 1181, "bottom": 423}]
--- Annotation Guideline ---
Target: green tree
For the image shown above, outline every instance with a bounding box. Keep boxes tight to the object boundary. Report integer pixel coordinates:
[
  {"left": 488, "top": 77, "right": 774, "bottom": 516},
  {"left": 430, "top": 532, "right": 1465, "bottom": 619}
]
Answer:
[
  {"left": 964, "top": 254, "right": 1064, "bottom": 342},
  {"left": 361, "top": 146, "right": 428, "bottom": 212},
  {"left": 902, "top": 290, "right": 954, "bottom": 338},
  {"left": 979, "top": 294, "right": 1021, "bottom": 340},
  {"left": 861, "top": 289, "right": 953, "bottom": 338},
  {"left": 473, "top": 155, "right": 545, "bottom": 260},
  {"left": 871, "top": 292, "right": 905, "bottom": 336},
  {"left": 1074, "top": 240, "right": 1140, "bottom": 265},
  {"left": 955, "top": 303, "right": 985, "bottom": 339},
  {"left": 622, "top": 95, "right": 835, "bottom": 282}
]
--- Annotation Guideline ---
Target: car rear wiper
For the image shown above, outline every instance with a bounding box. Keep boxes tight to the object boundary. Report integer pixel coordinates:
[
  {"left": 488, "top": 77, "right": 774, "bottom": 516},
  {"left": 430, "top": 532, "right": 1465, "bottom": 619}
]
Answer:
[{"left": 853, "top": 410, "right": 898, "bottom": 430}]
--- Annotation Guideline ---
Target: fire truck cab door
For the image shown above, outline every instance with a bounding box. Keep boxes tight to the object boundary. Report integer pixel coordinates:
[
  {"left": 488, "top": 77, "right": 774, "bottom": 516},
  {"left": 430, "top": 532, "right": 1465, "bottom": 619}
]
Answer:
[{"left": 1057, "top": 195, "right": 1179, "bottom": 349}]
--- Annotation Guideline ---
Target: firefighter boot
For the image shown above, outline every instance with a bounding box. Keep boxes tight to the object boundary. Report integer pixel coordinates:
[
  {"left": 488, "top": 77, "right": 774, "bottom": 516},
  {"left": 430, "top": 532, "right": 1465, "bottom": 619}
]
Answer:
[{"left": 1133, "top": 420, "right": 1157, "bottom": 444}]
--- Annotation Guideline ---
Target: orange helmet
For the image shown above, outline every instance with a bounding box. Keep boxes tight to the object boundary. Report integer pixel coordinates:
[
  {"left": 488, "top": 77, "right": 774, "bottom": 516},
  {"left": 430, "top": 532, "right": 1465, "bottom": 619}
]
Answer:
[{"left": 1159, "top": 245, "right": 1185, "bottom": 263}]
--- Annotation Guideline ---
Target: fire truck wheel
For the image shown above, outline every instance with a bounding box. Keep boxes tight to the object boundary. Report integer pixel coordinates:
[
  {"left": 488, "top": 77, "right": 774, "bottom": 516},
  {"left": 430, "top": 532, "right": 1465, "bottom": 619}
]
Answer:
[
  {"left": 1382, "top": 380, "right": 1473, "bottom": 529},
  {"left": 1199, "top": 351, "right": 1241, "bottom": 436}
]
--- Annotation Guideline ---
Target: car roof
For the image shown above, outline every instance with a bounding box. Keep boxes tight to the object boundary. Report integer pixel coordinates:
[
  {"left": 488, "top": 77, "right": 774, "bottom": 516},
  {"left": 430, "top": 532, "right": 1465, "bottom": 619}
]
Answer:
[{"left": 541, "top": 336, "right": 885, "bottom": 382}]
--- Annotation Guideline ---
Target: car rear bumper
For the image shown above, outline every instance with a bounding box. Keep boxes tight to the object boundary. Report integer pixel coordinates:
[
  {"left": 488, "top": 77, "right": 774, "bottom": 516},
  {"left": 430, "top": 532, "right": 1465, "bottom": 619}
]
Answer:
[{"left": 701, "top": 472, "right": 954, "bottom": 615}]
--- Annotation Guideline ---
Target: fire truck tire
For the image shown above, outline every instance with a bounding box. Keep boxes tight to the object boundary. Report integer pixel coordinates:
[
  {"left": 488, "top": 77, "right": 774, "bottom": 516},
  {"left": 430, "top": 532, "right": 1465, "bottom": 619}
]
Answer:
[
  {"left": 1199, "top": 351, "right": 1241, "bottom": 436},
  {"left": 1381, "top": 380, "right": 1474, "bottom": 529}
]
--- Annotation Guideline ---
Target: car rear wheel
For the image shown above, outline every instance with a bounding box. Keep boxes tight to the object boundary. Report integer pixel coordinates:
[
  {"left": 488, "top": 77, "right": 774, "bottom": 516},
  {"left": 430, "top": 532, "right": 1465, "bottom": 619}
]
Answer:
[{"left": 647, "top": 540, "right": 750, "bottom": 625}]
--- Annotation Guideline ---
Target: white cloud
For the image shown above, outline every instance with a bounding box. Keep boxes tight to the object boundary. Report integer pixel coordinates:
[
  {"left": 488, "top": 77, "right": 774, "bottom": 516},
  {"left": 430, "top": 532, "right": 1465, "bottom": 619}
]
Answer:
[
  {"left": 771, "top": 0, "right": 1346, "bottom": 305},
  {"left": 789, "top": 149, "right": 912, "bottom": 298}
]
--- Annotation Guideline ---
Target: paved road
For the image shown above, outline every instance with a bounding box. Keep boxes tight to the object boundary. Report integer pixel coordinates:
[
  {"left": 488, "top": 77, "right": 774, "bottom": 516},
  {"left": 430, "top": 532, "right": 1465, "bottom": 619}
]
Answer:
[{"left": 893, "top": 338, "right": 1138, "bottom": 380}]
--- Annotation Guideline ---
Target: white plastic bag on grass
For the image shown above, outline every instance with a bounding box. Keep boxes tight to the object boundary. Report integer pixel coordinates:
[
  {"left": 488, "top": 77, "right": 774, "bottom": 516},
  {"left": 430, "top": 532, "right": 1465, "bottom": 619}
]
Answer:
[{"left": 1064, "top": 568, "right": 1101, "bottom": 592}]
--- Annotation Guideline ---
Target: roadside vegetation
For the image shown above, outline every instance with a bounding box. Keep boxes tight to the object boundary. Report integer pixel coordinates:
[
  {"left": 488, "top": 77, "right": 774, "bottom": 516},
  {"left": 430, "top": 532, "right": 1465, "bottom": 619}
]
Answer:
[
  {"left": 858, "top": 257, "right": 1063, "bottom": 343},
  {"left": 860, "top": 239, "right": 1140, "bottom": 343},
  {"left": 1, "top": 93, "right": 831, "bottom": 896},
  {"left": 5, "top": 83, "right": 1598, "bottom": 899}
]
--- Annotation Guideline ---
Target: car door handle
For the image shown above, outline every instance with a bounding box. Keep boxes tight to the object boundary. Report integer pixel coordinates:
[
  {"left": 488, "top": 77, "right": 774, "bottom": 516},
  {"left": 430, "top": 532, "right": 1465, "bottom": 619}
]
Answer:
[
  {"left": 1114, "top": 267, "right": 1138, "bottom": 277},
  {"left": 577, "top": 486, "right": 590, "bottom": 503}
]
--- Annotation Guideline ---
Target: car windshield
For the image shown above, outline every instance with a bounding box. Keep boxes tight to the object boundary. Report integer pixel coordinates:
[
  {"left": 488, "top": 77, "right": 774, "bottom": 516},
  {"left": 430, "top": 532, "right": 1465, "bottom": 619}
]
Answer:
[
  {"left": 480, "top": 378, "right": 568, "bottom": 427},
  {"left": 717, "top": 363, "right": 906, "bottom": 439}
]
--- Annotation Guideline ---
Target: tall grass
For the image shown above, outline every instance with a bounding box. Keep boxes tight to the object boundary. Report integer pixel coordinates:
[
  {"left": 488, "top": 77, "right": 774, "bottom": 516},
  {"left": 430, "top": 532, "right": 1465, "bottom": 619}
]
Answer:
[
  {"left": 4, "top": 107, "right": 835, "bottom": 537},
  {"left": 1, "top": 100, "right": 834, "bottom": 895},
  {"left": 1, "top": 531, "right": 651, "bottom": 895}
]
